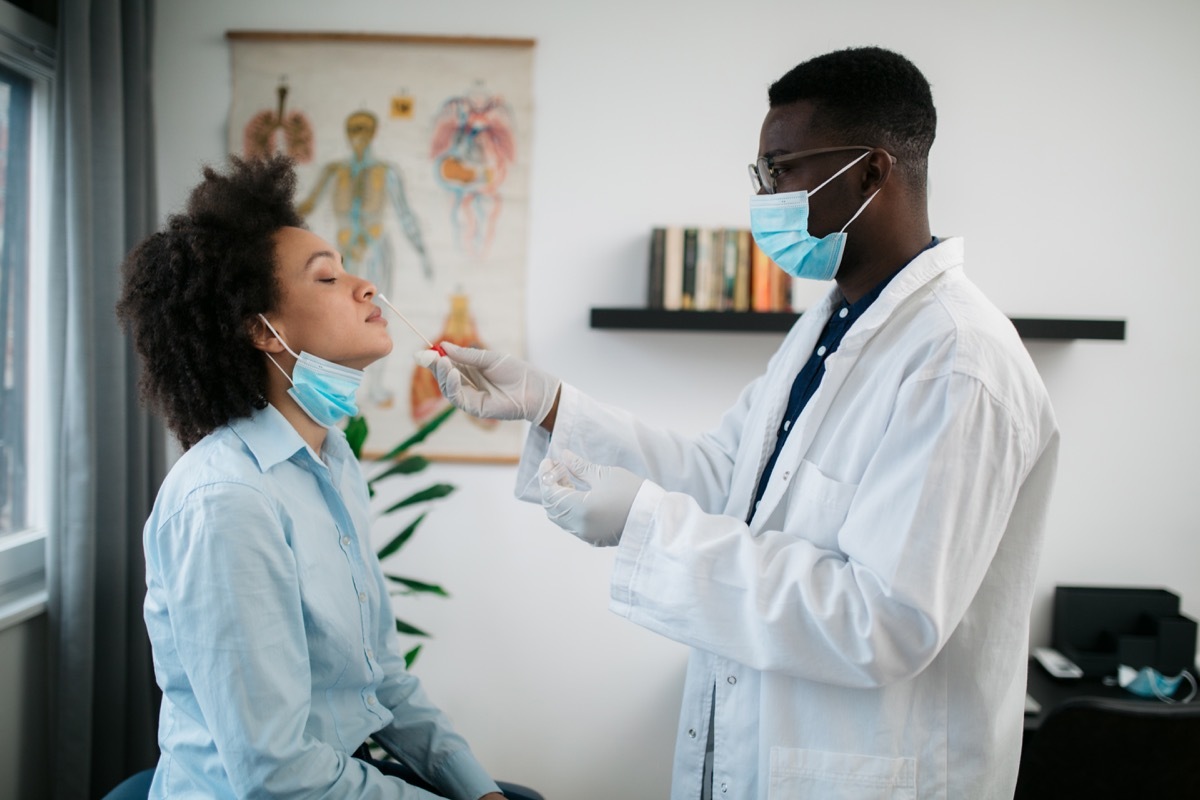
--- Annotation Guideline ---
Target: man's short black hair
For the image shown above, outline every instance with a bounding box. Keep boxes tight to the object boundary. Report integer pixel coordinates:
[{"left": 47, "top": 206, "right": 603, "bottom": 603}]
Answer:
[
  {"left": 116, "top": 155, "right": 303, "bottom": 450},
  {"left": 769, "top": 46, "right": 936, "bottom": 190}
]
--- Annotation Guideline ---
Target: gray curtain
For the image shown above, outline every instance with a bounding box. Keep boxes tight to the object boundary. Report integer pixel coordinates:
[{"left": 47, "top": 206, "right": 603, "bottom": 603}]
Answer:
[{"left": 46, "top": 0, "right": 165, "bottom": 797}]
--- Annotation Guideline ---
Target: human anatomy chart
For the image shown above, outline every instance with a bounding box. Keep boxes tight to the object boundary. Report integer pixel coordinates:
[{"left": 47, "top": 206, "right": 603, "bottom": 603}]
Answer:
[{"left": 228, "top": 32, "right": 534, "bottom": 461}]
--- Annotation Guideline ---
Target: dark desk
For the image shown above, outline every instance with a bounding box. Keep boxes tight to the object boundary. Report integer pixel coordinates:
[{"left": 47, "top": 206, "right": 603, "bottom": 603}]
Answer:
[
  {"left": 1024, "top": 657, "right": 1145, "bottom": 732},
  {"left": 1018, "top": 658, "right": 1200, "bottom": 798}
]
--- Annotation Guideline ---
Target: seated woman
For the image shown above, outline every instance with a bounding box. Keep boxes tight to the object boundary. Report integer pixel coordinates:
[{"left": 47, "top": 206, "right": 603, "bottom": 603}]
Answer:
[{"left": 117, "top": 155, "right": 507, "bottom": 799}]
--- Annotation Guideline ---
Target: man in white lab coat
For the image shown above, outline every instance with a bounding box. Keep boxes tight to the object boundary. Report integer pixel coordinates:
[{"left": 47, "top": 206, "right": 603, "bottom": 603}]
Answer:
[{"left": 418, "top": 46, "right": 1059, "bottom": 800}]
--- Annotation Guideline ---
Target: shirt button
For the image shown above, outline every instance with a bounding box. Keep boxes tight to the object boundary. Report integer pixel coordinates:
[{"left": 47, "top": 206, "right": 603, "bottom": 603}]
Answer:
[
  {"left": 782, "top": 420, "right": 791, "bottom": 432},
  {"left": 817, "top": 346, "right": 827, "bottom": 356},
  {"left": 367, "top": 649, "right": 374, "bottom": 660},
  {"left": 688, "top": 728, "right": 697, "bottom": 739},
  {"left": 358, "top": 592, "right": 367, "bottom": 603},
  {"left": 727, "top": 675, "right": 737, "bottom": 685},
  {"left": 839, "top": 307, "right": 849, "bottom": 318},
  {"left": 366, "top": 695, "right": 376, "bottom": 706},
  {"left": 341, "top": 536, "right": 351, "bottom": 546}
]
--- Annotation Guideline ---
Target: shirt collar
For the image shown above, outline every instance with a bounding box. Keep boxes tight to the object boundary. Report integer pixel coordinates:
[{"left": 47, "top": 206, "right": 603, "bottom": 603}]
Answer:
[{"left": 229, "top": 404, "right": 353, "bottom": 473}]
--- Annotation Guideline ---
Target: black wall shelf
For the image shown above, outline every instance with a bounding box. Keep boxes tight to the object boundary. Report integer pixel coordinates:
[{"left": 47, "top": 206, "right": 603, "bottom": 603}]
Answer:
[{"left": 589, "top": 308, "right": 1126, "bottom": 341}]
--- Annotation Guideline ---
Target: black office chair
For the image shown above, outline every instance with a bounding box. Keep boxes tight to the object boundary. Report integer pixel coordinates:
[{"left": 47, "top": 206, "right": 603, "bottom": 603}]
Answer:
[
  {"left": 1015, "top": 695, "right": 1200, "bottom": 799},
  {"left": 101, "top": 749, "right": 545, "bottom": 799}
]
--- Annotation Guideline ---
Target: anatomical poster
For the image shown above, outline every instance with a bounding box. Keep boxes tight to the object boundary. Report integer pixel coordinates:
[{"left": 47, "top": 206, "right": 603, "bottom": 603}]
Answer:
[{"left": 227, "top": 31, "right": 534, "bottom": 461}]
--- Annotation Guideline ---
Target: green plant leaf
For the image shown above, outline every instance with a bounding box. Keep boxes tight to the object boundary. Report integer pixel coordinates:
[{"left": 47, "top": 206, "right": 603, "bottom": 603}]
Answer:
[
  {"left": 403, "top": 644, "right": 422, "bottom": 669},
  {"left": 377, "top": 405, "right": 456, "bottom": 461},
  {"left": 394, "top": 618, "right": 430, "bottom": 637},
  {"left": 344, "top": 415, "right": 368, "bottom": 460},
  {"left": 368, "top": 455, "right": 431, "bottom": 490},
  {"left": 377, "top": 513, "right": 426, "bottom": 561},
  {"left": 382, "top": 484, "right": 456, "bottom": 516},
  {"left": 385, "top": 575, "right": 450, "bottom": 597}
]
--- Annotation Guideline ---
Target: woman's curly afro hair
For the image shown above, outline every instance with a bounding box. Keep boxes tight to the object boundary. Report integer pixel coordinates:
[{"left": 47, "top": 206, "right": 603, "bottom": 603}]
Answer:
[{"left": 117, "top": 155, "right": 304, "bottom": 450}]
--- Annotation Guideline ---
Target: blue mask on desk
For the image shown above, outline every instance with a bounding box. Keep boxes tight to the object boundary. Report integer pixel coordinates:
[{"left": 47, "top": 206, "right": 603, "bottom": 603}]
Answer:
[{"left": 1114, "top": 664, "right": 1197, "bottom": 703}]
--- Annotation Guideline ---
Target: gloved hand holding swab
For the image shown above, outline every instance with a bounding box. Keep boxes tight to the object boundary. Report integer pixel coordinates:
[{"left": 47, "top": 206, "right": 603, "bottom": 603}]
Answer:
[{"left": 376, "top": 294, "right": 446, "bottom": 356}]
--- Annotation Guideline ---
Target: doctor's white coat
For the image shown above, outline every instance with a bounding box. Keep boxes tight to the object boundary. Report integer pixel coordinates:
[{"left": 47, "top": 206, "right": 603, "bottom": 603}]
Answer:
[{"left": 516, "top": 237, "right": 1059, "bottom": 799}]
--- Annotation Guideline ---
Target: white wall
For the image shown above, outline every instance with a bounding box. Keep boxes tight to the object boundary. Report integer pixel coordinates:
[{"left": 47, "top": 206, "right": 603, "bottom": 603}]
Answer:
[{"left": 153, "top": 1, "right": 1200, "bottom": 797}]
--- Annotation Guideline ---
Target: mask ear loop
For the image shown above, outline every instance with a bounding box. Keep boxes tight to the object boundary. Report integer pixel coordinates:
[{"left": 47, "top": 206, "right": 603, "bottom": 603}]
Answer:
[
  {"left": 808, "top": 149, "right": 872, "bottom": 197},
  {"left": 1153, "top": 669, "right": 1197, "bottom": 704},
  {"left": 257, "top": 314, "right": 297, "bottom": 386}
]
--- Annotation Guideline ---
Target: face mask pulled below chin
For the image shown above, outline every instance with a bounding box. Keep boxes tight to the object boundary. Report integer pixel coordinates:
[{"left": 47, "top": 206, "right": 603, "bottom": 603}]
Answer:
[
  {"left": 749, "top": 150, "right": 877, "bottom": 281},
  {"left": 1105, "top": 664, "right": 1198, "bottom": 704},
  {"left": 257, "top": 314, "right": 364, "bottom": 428}
]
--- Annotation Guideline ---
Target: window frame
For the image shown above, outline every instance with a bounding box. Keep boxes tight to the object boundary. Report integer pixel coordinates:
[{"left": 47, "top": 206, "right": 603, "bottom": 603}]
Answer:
[{"left": 0, "top": 0, "right": 54, "bottom": 630}]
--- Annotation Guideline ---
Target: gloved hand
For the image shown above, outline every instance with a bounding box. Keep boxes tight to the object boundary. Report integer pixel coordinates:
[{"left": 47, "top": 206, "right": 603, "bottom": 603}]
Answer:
[
  {"left": 538, "top": 450, "right": 645, "bottom": 547},
  {"left": 413, "top": 342, "right": 561, "bottom": 425}
]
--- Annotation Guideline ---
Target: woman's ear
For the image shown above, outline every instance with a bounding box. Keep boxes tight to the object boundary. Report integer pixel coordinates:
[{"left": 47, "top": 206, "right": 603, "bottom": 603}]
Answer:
[{"left": 249, "top": 315, "right": 283, "bottom": 353}]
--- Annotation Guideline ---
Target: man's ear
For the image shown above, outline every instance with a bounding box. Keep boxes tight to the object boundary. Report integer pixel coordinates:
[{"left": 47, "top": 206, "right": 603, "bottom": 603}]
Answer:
[
  {"left": 860, "top": 148, "right": 895, "bottom": 194},
  {"left": 248, "top": 315, "right": 284, "bottom": 353}
]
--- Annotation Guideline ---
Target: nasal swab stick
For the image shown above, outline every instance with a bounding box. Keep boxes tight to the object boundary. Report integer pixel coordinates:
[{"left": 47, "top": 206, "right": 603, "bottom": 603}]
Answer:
[{"left": 376, "top": 294, "right": 446, "bottom": 356}]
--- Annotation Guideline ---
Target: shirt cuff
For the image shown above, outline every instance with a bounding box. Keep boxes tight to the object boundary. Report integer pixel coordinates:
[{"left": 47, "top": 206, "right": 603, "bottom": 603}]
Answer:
[
  {"left": 430, "top": 746, "right": 501, "bottom": 800},
  {"left": 514, "top": 382, "right": 580, "bottom": 503},
  {"left": 610, "top": 479, "right": 666, "bottom": 618}
]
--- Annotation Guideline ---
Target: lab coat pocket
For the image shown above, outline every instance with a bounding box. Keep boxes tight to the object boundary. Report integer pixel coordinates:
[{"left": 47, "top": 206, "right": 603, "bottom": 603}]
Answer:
[
  {"left": 779, "top": 459, "right": 858, "bottom": 552},
  {"left": 769, "top": 747, "right": 916, "bottom": 800}
]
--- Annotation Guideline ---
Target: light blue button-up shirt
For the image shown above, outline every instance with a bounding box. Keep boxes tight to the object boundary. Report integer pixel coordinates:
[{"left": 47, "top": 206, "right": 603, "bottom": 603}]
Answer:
[{"left": 143, "top": 404, "right": 499, "bottom": 799}]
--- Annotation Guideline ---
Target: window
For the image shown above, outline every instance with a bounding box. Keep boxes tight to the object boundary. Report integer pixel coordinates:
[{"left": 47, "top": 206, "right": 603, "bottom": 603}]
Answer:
[{"left": 0, "top": 0, "right": 53, "bottom": 628}]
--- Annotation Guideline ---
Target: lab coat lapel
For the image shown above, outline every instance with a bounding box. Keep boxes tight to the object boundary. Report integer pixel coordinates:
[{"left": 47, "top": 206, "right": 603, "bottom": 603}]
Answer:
[
  {"left": 740, "top": 285, "right": 840, "bottom": 531},
  {"left": 747, "top": 239, "right": 962, "bottom": 530}
]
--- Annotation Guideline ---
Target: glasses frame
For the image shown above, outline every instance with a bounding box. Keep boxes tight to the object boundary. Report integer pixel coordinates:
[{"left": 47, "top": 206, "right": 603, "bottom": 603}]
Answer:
[{"left": 749, "top": 145, "right": 894, "bottom": 194}]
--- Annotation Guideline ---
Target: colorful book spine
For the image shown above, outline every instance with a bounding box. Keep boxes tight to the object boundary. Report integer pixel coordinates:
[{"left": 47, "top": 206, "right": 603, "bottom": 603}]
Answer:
[{"left": 645, "top": 226, "right": 796, "bottom": 314}]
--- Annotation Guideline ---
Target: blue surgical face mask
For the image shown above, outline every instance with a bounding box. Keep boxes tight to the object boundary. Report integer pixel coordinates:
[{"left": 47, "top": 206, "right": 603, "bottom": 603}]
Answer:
[
  {"left": 749, "top": 150, "right": 880, "bottom": 281},
  {"left": 1107, "top": 664, "right": 1198, "bottom": 704},
  {"left": 257, "top": 314, "right": 364, "bottom": 428}
]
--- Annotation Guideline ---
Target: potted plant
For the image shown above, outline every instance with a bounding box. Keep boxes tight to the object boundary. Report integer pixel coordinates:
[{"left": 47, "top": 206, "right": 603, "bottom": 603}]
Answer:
[{"left": 345, "top": 405, "right": 456, "bottom": 668}]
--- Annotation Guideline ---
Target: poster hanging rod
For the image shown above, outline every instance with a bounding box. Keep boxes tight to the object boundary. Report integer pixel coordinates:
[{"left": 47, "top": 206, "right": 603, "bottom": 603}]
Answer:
[{"left": 225, "top": 30, "right": 536, "bottom": 48}]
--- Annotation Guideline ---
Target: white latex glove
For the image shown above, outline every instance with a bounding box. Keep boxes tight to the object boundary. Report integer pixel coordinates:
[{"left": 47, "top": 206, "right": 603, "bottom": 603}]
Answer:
[
  {"left": 538, "top": 450, "right": 645, "bottom": 547},
  {"left": 413, "top": 342, "right": 561, "bottom": 424}
]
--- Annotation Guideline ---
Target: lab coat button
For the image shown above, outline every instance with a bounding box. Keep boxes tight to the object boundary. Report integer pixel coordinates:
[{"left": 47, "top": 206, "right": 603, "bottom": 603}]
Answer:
[
  {"left": 782, "top": 470, "right": 790, "bottom": 481},
  {"left": 688, "top": 728, "right": 697, "bottom": 738},
  {"left": 727, "top": 675, "right": 737, "bottom": 685},
  {"left": 721, "top": 783, "right": 728, "bottom": 793}
]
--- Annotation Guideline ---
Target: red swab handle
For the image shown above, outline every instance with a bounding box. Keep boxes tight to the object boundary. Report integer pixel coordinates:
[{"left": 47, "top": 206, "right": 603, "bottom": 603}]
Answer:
[{"left": 431, "top": 343, "right": 447, "bottom": 357}]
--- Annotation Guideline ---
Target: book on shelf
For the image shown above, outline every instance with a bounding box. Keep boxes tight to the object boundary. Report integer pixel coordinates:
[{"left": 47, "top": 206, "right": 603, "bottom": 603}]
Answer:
[
  {"left": 646, "top": 226, "right": 789, "bottom": 314},
  {"left": 646, "top": 227, "right": 666, "bottom": 309},
  {"left": 681, "top": 228, "right": 698, "bottom": 310},
  {"left": 662, "top": 227, "right": 684, "bottom": 310}
]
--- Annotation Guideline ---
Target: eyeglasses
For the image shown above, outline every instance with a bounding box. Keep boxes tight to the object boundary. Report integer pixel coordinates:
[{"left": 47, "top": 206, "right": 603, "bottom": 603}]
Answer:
[{"left": 748, "top": 146, "right": 894, "bottom": 194}]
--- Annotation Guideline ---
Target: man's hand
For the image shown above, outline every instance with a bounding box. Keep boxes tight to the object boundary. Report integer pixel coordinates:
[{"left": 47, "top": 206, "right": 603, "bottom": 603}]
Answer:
[
  {"left": 414, "top": 343, "right": 561, "bottom": 427},
  {"left": 539, "top": 451, "right": 645, "bottom": 547}
]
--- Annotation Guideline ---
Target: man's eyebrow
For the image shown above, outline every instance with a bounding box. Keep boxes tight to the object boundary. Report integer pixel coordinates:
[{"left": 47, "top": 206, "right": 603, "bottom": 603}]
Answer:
[{"left": 304, "top": 250, "right": 339, "bottom": 270}]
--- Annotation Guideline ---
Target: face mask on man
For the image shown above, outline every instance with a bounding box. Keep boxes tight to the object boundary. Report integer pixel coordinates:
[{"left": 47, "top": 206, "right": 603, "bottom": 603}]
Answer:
[
  {"left": 257, "top": 314, "right": 364, "bottom": 427},
  {"left": 749, "top": 149, "right": 880, "bottom": 281}
]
